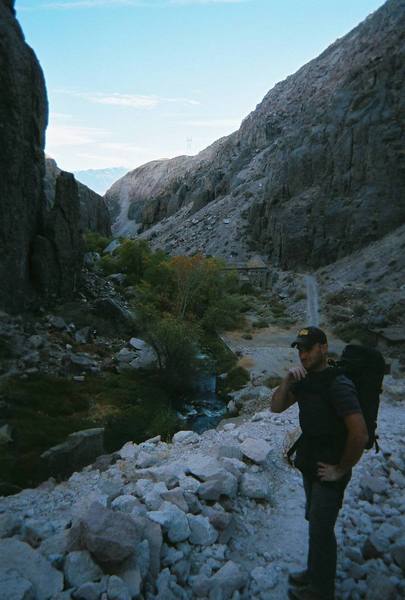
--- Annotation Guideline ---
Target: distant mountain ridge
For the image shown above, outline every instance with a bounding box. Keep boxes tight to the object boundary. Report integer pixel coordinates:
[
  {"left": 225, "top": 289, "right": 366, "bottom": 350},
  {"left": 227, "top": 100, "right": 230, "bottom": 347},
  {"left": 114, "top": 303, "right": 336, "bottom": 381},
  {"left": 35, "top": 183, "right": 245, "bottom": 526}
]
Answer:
[{"left": 107, "top": 0, "right": 405, "bottom": 270}]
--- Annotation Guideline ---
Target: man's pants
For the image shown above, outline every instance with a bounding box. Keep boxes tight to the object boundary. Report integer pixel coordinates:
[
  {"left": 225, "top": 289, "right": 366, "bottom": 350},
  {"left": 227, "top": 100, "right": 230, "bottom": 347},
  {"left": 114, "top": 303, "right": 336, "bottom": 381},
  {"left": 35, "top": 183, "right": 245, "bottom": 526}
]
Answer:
[{"left": 302, "top": 474, "right": 351, "bottom": 599}]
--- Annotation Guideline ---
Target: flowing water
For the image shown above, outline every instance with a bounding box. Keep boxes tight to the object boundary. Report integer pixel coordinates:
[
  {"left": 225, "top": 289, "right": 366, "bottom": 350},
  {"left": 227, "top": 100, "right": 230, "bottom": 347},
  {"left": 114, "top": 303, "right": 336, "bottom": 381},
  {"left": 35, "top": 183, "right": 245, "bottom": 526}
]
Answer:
[
  {"left": 177, "top": 371, "right": 227, "bottom": 433},
  {"left": 304, "top": 274, "right": 320, "bottom": 326}
]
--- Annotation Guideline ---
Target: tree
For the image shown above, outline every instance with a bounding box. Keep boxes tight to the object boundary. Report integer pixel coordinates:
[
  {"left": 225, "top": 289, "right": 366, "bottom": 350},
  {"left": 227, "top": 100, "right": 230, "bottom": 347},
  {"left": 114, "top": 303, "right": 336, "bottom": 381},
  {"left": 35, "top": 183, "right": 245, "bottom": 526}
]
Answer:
[{"left": 136, "top": 310, "right": 201, "bottom": 395}]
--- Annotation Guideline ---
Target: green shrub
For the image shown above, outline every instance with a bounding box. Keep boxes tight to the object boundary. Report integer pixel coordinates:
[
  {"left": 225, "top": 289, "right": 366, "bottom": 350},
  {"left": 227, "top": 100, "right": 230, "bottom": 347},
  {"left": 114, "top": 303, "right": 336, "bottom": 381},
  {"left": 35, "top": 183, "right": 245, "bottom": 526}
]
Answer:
[
  {"left": 83, "top": 232, "right": 111, "bottom": 254},
  {"left": 0, "top": 371, "right": 177, "bottom": 490},
  {"left": 217, "top": 366, "right": 250, "bottom": 396},
  {"left": 353, "top": 304, "right": 367, "bottom": 317},
  {"left": 252, "top": 319, "right": 269, "bottom": 328},
  {"left": 0, "top": 336, "right": 11, "bottom": 360},
  {"left": 332, "top": 323, "right": 377, "bottom": 346}
]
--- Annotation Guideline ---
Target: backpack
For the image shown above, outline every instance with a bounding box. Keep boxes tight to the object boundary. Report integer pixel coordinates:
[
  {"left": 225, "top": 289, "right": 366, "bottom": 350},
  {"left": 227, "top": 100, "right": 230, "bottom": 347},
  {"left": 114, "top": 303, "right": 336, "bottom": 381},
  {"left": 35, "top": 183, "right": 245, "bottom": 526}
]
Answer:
[
  {"left": 287, "top": 344, "right": 386, "bottom": 465},
  {"left": 334, "top": 344, "right": 386, "bottom": 450}
]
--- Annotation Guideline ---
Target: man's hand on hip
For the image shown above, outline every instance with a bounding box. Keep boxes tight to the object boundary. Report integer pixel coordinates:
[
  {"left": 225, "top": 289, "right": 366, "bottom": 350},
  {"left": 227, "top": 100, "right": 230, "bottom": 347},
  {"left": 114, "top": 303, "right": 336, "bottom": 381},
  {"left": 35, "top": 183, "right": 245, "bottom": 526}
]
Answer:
[{"left": 317, "top": 462, "right": 345, "bottom": 482}]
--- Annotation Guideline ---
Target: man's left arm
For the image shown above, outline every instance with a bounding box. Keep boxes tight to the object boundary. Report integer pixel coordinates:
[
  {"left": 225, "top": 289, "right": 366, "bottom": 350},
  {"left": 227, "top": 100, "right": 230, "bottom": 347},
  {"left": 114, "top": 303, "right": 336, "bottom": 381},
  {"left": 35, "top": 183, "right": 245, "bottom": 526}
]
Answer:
[{"left": 318, "top": 412, "right": 369, "bottom": 482}]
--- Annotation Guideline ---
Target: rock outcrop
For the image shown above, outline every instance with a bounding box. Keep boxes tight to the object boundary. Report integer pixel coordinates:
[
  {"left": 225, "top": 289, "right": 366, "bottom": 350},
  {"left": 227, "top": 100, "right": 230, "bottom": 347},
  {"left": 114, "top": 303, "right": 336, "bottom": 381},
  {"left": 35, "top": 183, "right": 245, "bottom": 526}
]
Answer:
[
  {"left": 45, "top": 158, "right": 111, "bottom": 237},
  {"left": 0, "top": 0, "right": 48, "bottom": 311},
  {"left": 0, "top": 5, "right": 110, "bottom": 312},
  {"left": 108, "top": 0, "right": 405, "bottom": 270}
]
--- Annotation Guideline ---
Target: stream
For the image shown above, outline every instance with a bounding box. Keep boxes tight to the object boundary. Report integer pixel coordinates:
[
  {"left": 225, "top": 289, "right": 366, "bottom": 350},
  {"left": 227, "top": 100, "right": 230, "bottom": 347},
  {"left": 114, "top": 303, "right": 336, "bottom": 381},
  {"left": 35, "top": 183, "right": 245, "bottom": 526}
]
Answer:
[{"left": 177, "top": 371, "right": 227, "bottom": 433}]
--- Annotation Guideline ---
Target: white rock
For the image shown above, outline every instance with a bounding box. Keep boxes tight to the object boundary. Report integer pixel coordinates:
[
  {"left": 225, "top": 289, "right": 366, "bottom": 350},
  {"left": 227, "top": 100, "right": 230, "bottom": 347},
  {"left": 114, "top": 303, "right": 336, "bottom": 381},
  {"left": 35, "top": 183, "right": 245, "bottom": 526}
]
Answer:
[
  {"left": 0, "top": 539, "right": 63, "bottom": 599},
  {"left": 0, "top": 424, "right": 13, "bottom": 445},
  {"left": 116, "top": 348, "right": 137, "bottom": 363},
  {"left": 111, "top": 495, "right": 140, "bottom": 513},
  {"left": 198, "top": 471, "right": 238, "bottom": 500},
  {"left": 172, "top": 430, "right": 200, "bottom": 444},
  {"left": 186, "top": 455, "right": 224, "bottom": 481},
  {"left": 188, "top": 515, "right": 218, "bottom": 546},
  {"left": 251, "top": 565, "right": 279, "bottom": 590},
  {"left": 64, "top": 550, "right": 103, "bottom": 588},
  {"left": 240, "top": 438, "right": 272, "bottom": 464},
  {"left": 118, "top": 442, "right": 139, "bottom": 460},
  {"left": 147, "top": 502, "right": 190, "bottom": 543},
  {"left": 107, "top": 575, "right": 131, "bottom": 600},
  {"left": 0, "top": 568, "right": 34, "bottom": 600},
  {"left": 240, "top": 473, "right": 271, "bottom": 500},
  {"left": 210, "top": 560, "right": 247, "bottom": 596}
]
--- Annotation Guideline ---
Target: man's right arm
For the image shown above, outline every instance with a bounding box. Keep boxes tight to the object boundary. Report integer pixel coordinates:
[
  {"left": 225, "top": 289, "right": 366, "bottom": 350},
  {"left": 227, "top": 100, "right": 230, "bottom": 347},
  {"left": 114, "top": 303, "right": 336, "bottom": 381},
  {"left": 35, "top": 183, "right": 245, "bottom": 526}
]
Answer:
[{"left": 271, "top": 366, "right": 306, "bottom": 413}]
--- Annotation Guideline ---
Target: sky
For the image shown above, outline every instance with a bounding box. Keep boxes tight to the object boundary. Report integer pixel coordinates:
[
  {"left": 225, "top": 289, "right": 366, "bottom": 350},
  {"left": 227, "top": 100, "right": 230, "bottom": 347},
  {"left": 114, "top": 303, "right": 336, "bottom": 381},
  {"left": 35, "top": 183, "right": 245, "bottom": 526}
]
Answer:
[{"left": 17, "top": 0, "right": 385, "bottom": 173}]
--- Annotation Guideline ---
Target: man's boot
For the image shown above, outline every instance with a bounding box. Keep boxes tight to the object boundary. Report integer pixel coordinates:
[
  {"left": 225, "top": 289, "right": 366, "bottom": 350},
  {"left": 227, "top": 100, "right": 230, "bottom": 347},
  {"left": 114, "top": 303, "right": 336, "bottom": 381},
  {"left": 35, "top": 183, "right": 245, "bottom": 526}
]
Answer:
[
  {"left": 288, "top": 569, "right": 311, "bottom": 587},
  {"left": 288, "top": 585, "right": 334, "bottom": 600}
]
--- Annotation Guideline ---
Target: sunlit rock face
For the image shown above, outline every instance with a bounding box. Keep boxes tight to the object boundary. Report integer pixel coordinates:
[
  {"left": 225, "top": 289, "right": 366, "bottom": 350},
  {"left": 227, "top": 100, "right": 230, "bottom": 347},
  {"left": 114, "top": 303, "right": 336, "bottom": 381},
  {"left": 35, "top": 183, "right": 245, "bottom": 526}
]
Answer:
[{"left": 107, "top": 0, "right": 405, "bottom": 269}]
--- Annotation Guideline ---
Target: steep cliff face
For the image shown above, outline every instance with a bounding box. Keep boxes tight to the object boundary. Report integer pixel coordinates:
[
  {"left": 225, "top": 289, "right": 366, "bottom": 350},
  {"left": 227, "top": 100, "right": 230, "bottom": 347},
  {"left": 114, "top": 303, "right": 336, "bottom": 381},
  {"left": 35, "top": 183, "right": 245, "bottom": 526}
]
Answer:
[
  {"left": 0, "top": 0, "right": 48, "bottom": 310},
  {"left": 0, "top": 3, "right": 111, "bottom": 313},
  {"left": 46, "top": 158, "right": 111, "bottom": 237},
  {"left": 244, "top": 0, "right": 405, "bottom": 268},
  {"left": 32, "top": 171, "right": 83, "bottom": 299},
  {"left": 110, "top": 0, "right": 405, "bottom": 269}
]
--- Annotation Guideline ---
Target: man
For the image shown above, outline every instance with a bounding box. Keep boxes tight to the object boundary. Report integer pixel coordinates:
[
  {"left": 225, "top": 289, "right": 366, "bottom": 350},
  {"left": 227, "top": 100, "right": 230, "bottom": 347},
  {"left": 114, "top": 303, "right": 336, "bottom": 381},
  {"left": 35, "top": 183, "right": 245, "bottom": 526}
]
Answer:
[{"left": 271, "top": 327, "right": 368, "bottom": 600}]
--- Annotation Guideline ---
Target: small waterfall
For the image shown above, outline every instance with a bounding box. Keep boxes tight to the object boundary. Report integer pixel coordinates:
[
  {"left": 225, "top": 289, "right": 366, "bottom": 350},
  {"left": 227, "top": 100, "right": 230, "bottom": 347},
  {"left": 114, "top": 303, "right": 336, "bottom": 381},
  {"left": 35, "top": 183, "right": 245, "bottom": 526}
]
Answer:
[{"left": 304, "top": 274, "right": 320, "bottom": 327}]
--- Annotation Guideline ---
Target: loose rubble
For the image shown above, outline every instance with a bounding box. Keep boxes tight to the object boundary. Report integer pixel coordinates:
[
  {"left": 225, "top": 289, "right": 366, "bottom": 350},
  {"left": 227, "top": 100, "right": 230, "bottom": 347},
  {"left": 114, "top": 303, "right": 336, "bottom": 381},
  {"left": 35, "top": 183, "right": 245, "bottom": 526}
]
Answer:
[{"left": 0, "top": 386, "right": 404, "bottom": 599}]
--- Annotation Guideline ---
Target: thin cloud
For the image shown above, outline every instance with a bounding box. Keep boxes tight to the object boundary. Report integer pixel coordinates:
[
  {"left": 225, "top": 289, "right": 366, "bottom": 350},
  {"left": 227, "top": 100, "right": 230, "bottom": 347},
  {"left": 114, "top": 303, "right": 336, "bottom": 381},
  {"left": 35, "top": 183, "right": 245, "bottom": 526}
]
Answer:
[
  {"left": 46, "top": 123, "right": 108, "bottom": 147},
  {"left": 20, "top": 0, "right": 250, "bottom": 10},
  {"left": 54, "top": 89, "right": 200, "bottom": 109}
]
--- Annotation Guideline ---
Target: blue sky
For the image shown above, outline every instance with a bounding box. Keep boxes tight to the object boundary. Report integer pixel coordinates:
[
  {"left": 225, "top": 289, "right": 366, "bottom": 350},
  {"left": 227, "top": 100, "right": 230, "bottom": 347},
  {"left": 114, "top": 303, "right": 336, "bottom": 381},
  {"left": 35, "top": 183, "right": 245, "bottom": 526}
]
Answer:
[{"left": 18, "top": 0, "right": 385, "bottom": 172}]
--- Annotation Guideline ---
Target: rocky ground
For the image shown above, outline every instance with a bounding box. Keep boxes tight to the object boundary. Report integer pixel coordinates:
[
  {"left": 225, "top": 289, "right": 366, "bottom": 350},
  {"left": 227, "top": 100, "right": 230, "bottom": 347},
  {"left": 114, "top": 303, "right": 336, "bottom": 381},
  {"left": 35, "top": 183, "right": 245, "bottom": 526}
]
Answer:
[{"left": 0, "top": 319, "right": 404, "bottom": 600}]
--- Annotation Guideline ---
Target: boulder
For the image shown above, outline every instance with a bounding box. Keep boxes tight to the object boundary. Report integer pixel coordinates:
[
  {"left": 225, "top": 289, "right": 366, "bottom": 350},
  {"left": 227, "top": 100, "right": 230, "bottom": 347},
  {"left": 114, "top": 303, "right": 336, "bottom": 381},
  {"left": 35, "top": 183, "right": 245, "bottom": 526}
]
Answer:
[
  {"left": 188, "top": 515, "right": 218, "bottom": 546},
  {"left": 0, "top": 568, "right": 34, "bottom": 600},
  {"left": 0, "top": 513, "right": 21, "bottom": 539},
  {"left": 186, "top": 455, "right": 224, "bottom": 481},
  {"left": 69, "top": 502, "right": 142, "bottom": 565},
  {"left": 73, "top": 579, "right": 107, "bottom": 600},
  {"left": 251, "top": 565, "right": 279, "bottom": 591},
  {"left": 21, "top": 519, "right": 56, "bottom": 548},
  {"left": 197, "top": 471, "right": 238, "bottom": 501},
  {"left": 111, "top": 495, "right": 141, "bottom": 513},
  {"left": 210, "top": 560, "right": 247, "bottom": 598},
  {"left": 116, "top": 348, "right": 137, "bottom": 363},
  {"left": 93, "top": 298, "right": 135, "bottom": 327},
  {"left": 0, "top": 539, "right": 63, "bottom": 599},
  {"left": 172, "top": 430, "right": 200, "bottom": 445},
  {"left": 0, "top": 424, "right": 13, "bottom": 445},
  {"left": 240, "top": 472, "right": 271, "bottom": 500},
  {"left": 107, "top": 575, "right": 131, "bottom": 600},
  {"left": 40, "top": 428, "right": 104, "bottom": 478},
  {"left": 118, "top": 442, "right": 139, "bottom": 460},
  {"left": 366, "top": 572, "right": 398, "bottom": 600},
  {"left": 391, "top": 538, "right": 405, "bottom": 570},
  {"left": 117, "top": 556, "right": 143, "bottom": 597},
  {"left": 160, "top": 488, "right": 189, "bottom": 512},
  {"left": 240, "top": 438, "right": 272, "bottom": 464},
  {"left": 64, "top": 550, "right": 103, "bottom": 588},
  {"left": 147, "top": 502, "right": 190, "bottom": 543}
]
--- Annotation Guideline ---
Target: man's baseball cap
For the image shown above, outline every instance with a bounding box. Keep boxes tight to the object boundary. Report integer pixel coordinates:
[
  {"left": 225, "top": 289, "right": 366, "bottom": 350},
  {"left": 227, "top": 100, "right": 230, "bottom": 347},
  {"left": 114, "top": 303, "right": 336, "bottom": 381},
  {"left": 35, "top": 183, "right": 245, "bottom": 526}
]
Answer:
[{"left": 291, "top": 326, "right": 327, "bottom": 349}]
